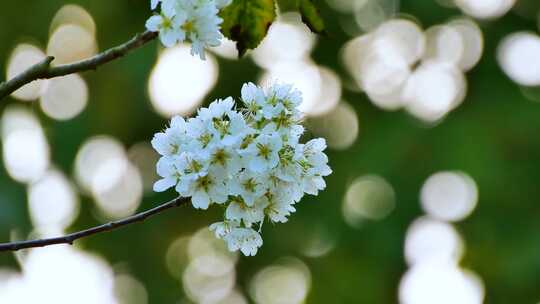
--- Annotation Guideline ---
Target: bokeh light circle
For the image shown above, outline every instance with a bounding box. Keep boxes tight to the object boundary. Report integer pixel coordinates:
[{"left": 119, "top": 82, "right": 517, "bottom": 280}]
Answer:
[
  {"left": 342, "top": 175, "right": 396, "bottom": 226},
  {"left": 498, "top": 32, "right": 540, "bottom": 87},
  {"left": 420, "top": 171, "right": 478, "bottom": 222},
  {"left": 148, "top": 45, "right": 218, "bottom": 117},
  {"left": 6, "top": 44, "right": 47, "bottom": 101},
  {"left": 40, "top": 74, "right": 88, "bottom": 120}
]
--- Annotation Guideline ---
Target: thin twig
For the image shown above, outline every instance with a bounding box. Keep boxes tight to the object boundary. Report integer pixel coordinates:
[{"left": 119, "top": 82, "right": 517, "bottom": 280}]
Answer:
[
  {"left": 0, "top": 196, "right": 189, "bottom": 252},
  {"left": 0, "top": 30, "right": 158, "bottom": 101}
]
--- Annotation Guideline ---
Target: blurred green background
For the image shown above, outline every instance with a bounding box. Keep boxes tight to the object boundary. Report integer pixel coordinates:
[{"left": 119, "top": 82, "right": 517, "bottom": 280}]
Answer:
[{"left": 1, "top": 0, "right": 540, "bottom": 303}]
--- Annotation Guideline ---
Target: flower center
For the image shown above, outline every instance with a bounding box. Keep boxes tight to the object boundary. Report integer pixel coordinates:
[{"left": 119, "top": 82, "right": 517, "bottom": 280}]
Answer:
[
  {"left": 161, "top": 16, "right": 173, "bottom": 29},
  {"left": 242, "top": 178, "right": 257, "bottom": 192},
  {"left": 257, "top": 143, "right": 271, "bottom": 159},
  {"left": 182, "top": 21, "right": 194, "bottom": 32},
  {"left": 196, "top": 175, "right": 212, "bottom": 191},
  {"left": 212, "top": 148, "right": 228, "bottom": 166}
]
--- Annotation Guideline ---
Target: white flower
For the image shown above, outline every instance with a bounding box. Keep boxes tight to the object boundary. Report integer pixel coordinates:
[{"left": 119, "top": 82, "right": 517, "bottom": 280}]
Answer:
[
  {"left": 151, "top": 0, "right": 161, "bottom": 10},
  {"left": 177, "top": 168, "right": 228, "bottom": 209},
  {"left": 185, "top": 117, "right": 217, "bottom": 152},
  {"left": 151, "top": 82, "right": 331, "bottom": 256},
  {"left": 209, "top": 220, "right": 239, "bottom": 238},
  {"left": 241, "top": 82, "right": 266, "bottom": 120},
  {"left": 243, "top": 132, "right": 283, "bottom": 172},
  {"left": 202, "top": 98, "right": 250, "bottom": 146},
  {"left": 275, "top": 145, "right": 302, "bottom": 182},
  {"left": 145, "top": 2, "right": 185, "bottom": 47},
  {"left": 225, "top": 196, "right": 268, "bottom": 226},
  {"left": 146, "top": 0, "right": 230, "bottom": 59},
  {"left": 175, "top": 151, "right": 209, "bottom": 180},
  {"left": 208, "top": 144, "right": 242, "bottom": 175},
  {"left": 229, "top": 170, "right": 266, "bottom": 205},
  {"left": 267, "top": 83, "right": 302, "bottom": 114},
  {"left": 223, "top": 227, "right": 263, "bottom": 256},
  {"left": 298, "top": 138, "right": 332, "bottom": 195},
  {"left": 198, "top": 97, "right": 235, "bottom": 121},
  {"left": 185, "top": 3, "right": 224, "bottom": 59},
  {"left": 151, "top": 116, "right": 187, "bottom": 156},
  {"left": 153, "top": 157, "right": 181, "bottom": 192},
  {"left": 265, "top": 188, "right": 296, "bottom": 223}
]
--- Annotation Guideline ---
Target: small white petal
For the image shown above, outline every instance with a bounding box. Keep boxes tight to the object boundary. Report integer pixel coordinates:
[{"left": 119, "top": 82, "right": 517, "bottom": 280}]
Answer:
[
  {"left": 145, "top": 15, "right": 163, "bottom": 32},
  {"left": 192, "top": 190, "right": 211, "bottom": 209},
  {"left": 153, "top": 178, "right": 176, "bottom": 192}
]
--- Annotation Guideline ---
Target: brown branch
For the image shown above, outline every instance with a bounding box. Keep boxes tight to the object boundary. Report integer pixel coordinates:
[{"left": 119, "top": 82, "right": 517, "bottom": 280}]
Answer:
[
  {"left": 0, "top": 196, "right": 189, "bottom": 252},
  {"left": 0, "top": 30, "right": 158, "bottom": 101}
]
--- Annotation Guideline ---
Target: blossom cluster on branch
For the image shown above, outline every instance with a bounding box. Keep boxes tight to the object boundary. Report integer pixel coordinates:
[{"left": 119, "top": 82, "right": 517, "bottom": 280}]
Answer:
[
  {"left": 151, "top": 82, "right": 332, "bottom": 256},
  {"left": 146, "top": 0, "right": 231, "bottom": 59}
]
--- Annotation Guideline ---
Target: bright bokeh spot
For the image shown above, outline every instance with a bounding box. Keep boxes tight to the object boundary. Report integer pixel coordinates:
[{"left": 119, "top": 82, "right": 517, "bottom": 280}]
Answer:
[
  {"left": 306, "top": 102, "right": 359, "bottom": 150},
  {"left": 326, "top": 0, "right": 367, "bottom": 13},
  {"left": 250, "top": 258, "right": 311, "bottom": 304},
  {"left": 74, "top": 136, "right": 127, "bottom": 194},
  {"left": 342, "top": 19, "right": 427, "bottom": 111},
  {"left": 403, "top": 61, "right": 466, "bottom": 122},
  {"left": 0, "top": 105, "right": 42, "bottom": 138},
  {"left": 0, "top": 246, "right": 117, "bottom": 304},
  {"left": 2, "top": 130, "right": 50, "bottom": 183},
  {"left": 360, "top": 40, "right": 410, "bottom": 110},
  {"left": 40, "top": 74, "right": 88, "bottom": 120},
  {"left": 399, "top": 261, "right": 484, "bottom": 304},
  {"left": 165, "top": 236, "right": 191, "bottom": 279},
  {"left": 28, "top": 168, "right": 79, "bottom": 235},
  {"left": 93, "top": 162, "right": 143, "bottom": 219},
  {"left": 171, "top": 227, "right": 244, "bottom": 304},
  {"left": 182, "top": 255, "right": 236, "bottom": 303},
  {"left": 354, "top": 0, "right": 399, "bottom": 32},
  {"left": 342, "top": 175, "right": 395, "bottom": 227},
  {"left": 498, "top": 32, "right": 540, "bottom": 87},
  {"left": 1, "top": 107, "right": 49, "bottom": 184},
  {"left": 342, "top": 17, "right": 478, "bottom": 120},
  {"left": 210, "top": 37, "right": 239, "bottom": 60},
  {"left": 420, "top": 171, "right": 478, "bottom": 222},
  {"left": 448, "top": 18, "right": 484, "bottom": 71},
  {"left": 301, "top": 225, "right": 337, "bottom": 258},
  {"left": 114, "top": 274, "right": 148, "bottom": 304},
  {"left": 342, "top": 34, "right": 373, "bottom": 88},
  {"left": 423, "top": 25, "right": 465, "bottom": 66},
  {"left": 404, "top": 217, "right": 464, "bottom": 266},
  {"left": 374, "top": 19, "right": 426, "bottom": 65},
  {"left": 310, "top": 67, "right": 342, "bottom": 117},
  {"left": 6, "top": 44, "right": 47, "bottom": 101},
  {"left": 212, "top": 289, "right": 248, "bottom": 304},
  {"left": 47, "top": 24, "right": 97, "bottom": 65},
  {"left": 454, "top": 0, "right": 516, "bottom": 19},
  {"left": 148, "top": 45, "right": 218, "bottom": 117},
  {"left": 188, "top": 227, "right": 238, "bottom": 264},
  {"left": 49, "top": 4, "right": 96, "bottom": 37},
  {"left": 252, "top": 13, "right": 316, "bottom": 69},
  {"left": 73, "top": 135, "right": 143, "bottom": 219}
]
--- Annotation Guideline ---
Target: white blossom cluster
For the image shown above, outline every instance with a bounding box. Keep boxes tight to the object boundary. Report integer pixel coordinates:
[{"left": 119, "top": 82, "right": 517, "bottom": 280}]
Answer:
[
  {"left": 146, "top": 0, "right": 232, "bottom": 59},
  {"left": 152, "top": 83, "right": 332, "bottom": 256}
]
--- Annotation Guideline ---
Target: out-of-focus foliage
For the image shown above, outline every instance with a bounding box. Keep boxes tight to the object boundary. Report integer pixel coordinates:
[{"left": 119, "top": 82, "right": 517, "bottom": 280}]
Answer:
[
  {"left": 220, "top": 0, "right": 277, "bottom": 55},
  {"left": 221, "top": 0, "right": 326, "bottom": 55}
]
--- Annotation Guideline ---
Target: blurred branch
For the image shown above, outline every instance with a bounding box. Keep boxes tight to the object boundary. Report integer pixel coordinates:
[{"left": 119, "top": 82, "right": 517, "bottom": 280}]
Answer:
[
  {"left": 0, "top": 30, "right": 158, "bottom": 101},
  {"left": 0, "top": 196, "right": 189, "bottom": 252}
]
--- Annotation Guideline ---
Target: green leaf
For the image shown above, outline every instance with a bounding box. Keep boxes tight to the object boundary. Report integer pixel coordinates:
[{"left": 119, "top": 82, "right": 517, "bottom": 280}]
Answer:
[
  {"left": 298, "top": 0, "right": 326, "bottom": 35},
  {"left": 220, "top": 0, "right": 277, "bottom": 56}
]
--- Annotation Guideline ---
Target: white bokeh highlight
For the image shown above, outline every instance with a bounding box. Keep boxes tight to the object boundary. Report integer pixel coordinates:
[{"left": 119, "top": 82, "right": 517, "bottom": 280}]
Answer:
[{"left": 148, "top": 45, "right": 218, "bottom": 117}]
